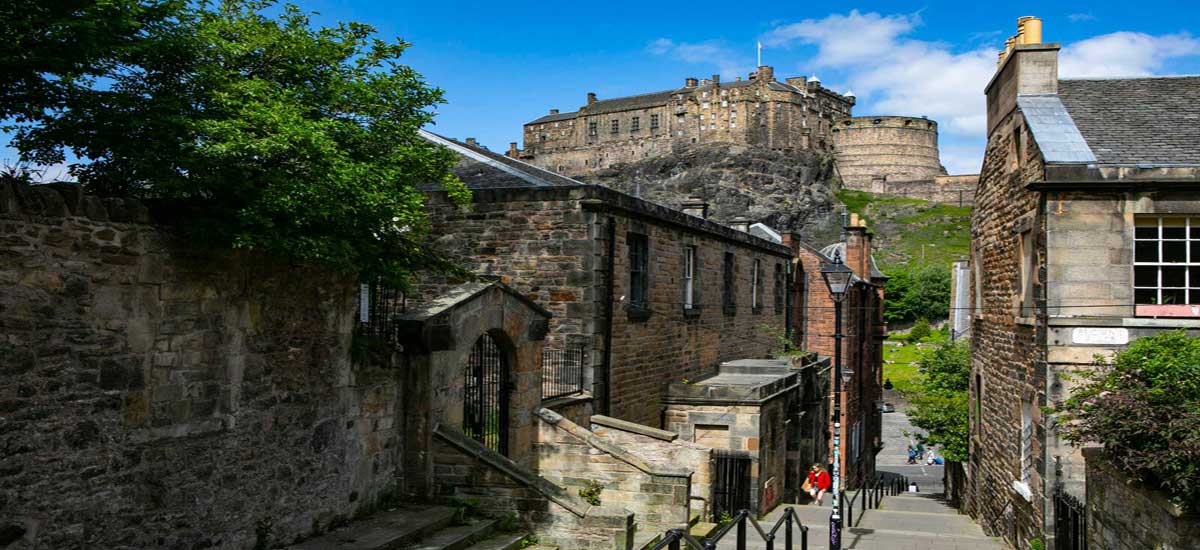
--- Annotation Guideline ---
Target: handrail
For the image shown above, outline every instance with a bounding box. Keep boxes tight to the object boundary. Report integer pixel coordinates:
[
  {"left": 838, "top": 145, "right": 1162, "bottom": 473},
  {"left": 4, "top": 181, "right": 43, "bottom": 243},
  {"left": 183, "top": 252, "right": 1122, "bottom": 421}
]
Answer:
[{"left": 649, "top": 507, "right": 809, "bottom": 550}]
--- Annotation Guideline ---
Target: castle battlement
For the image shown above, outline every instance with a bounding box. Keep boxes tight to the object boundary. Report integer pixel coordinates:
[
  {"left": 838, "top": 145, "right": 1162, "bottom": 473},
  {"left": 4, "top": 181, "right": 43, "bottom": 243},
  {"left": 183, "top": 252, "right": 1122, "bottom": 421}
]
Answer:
[{"left": 508, "top": 66, "right": 855, "bottom": 175}]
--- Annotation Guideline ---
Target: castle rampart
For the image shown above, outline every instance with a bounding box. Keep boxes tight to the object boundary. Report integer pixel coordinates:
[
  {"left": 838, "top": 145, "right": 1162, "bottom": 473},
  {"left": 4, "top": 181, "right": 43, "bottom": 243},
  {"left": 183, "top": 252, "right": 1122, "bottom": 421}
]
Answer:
[{"left": 832, "top": 116, "right": 978, "bottom": 206}]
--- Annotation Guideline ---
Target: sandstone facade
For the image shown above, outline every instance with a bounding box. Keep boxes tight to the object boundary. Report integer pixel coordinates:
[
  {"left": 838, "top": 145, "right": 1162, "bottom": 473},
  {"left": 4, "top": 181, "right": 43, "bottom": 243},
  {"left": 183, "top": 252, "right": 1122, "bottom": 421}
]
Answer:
[
  {"left": 510, "top": 66, "right": 853, "bottom": 176},
  {"left": 1083, "top": 449, "right": 1200, "bottom": 550}
]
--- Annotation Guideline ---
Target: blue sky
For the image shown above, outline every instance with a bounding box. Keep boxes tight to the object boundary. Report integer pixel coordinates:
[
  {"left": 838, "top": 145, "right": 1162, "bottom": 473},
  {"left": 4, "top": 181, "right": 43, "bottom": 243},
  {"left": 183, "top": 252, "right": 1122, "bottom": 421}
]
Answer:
[{"left": 8, "top": 1, "right": 1200, "bottom": 178}]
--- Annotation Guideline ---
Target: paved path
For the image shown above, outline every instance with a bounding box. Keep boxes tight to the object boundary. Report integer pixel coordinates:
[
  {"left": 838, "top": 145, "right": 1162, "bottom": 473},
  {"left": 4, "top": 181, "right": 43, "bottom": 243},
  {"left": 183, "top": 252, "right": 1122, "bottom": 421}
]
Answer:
[{"left": 711, "top": 388, "right": 1004, "bottom": 549}]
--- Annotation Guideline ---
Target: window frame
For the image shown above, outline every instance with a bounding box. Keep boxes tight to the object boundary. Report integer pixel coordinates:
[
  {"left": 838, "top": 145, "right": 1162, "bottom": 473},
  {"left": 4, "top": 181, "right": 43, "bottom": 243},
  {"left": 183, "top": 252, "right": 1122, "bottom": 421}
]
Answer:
[
  {"left": 723, "top": 252, "right": 737, "bottom": 315},
  {"left": 1133, "top": 215, "right": 1200, "bottom": 317},
  {"left": 650, "top": 113, "right": 660, "bottom": 129},
  {"left": 610, "top": 119, "right": 620, "bottom": 134},
  {"left": 773, "top": 262, "right": 785, "bottom": 314},
  {"left": 627, "top": 232, "right": 650, "bottom": 319},
  {"left": 683, "top": 246, "right": 698, "bottom": 311},
  {"left": 631, "top": 116, "right": 640, "bottom": 132},
  {"left": 751, "top": 258, "right": 762, "bottom": 313},
  {"left": 588, "top": 121, "right": 598, "bottom": 137}
]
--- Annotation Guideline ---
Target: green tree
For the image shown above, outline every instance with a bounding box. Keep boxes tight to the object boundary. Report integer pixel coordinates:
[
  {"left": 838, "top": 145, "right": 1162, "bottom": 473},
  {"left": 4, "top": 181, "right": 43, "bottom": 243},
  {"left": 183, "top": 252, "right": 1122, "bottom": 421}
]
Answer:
[
  {"left": 905, "top": 340, "right": 970, "bottom": 461},
  {"left": 883, "top": 265, "right": 950, "bottom": 324},
  {"left": 1055, "top": 331, "right": 1200, "bottom": 510},
  {"left": 10, "top": 0, "right": 469, "bottom": 285}
]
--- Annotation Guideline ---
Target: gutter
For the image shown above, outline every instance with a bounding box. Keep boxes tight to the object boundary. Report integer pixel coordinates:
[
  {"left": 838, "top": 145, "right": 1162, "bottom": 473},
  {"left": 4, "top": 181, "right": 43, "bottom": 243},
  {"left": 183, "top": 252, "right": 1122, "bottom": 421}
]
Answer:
[{"left": 600, "top": 216, "right": 616, "bottom": 415}]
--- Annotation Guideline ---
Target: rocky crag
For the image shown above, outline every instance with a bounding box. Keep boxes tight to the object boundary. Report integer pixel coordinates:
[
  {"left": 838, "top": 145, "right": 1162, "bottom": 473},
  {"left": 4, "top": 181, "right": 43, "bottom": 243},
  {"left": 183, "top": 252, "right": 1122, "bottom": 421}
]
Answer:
[{"left": 577, "top": 144, "right": 844, "bottom": 243}]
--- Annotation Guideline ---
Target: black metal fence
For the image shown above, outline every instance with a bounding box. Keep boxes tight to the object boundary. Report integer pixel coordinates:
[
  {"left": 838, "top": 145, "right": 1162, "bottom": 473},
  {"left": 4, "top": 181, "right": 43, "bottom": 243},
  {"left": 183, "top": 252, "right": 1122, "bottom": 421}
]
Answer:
[
  {"left": 840, "top": 473, "right": 909, "bottom": 528},
  {"left": 541, "top": 344, "right": 586, "bottom": 399},
  {"left": 1054, "top": 485, "right": 1088, "bottom": 550},
  {"left": 464, "top": 333, "right": 510, "bottom": 456},
  {"left": 650, "top": 507, "right": 808, "bottom": 550},
  {"left": 355, "top": 280, "right": 406, "bottom": 344}
]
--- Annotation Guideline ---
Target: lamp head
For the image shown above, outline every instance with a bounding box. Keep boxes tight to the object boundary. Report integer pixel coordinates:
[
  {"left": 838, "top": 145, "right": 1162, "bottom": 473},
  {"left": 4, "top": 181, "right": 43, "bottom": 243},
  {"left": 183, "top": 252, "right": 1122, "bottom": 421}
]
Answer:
[{"left": 821, "top": 248, "right": 854, "bottom": 302}]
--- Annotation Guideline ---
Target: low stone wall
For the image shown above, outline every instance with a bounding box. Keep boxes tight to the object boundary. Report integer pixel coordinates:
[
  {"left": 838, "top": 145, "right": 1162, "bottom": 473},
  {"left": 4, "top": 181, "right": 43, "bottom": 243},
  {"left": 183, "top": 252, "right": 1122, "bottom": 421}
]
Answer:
[
  {"left": 1084, "top": 449, "right": 1200, "bottom": 550},
  {"left": 843, "top": 174, "right": 977, "bottom": 206},
  {"left": 0, "top": 182, "right": 398, "bottom": 549},
  {"left": 536, "top": 410, "right": 692, "bottom": 533}
]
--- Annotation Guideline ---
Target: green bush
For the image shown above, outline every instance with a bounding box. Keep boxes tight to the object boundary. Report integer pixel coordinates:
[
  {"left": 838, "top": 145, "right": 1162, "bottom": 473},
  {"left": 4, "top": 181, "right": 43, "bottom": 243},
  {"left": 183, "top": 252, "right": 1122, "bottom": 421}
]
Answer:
[
  {"left": 578, "top": 480, "right": 604, "bottom": 506},
  {"left": 1055, "top": 330, "right": 1200, "bottom": 510},
  {"left": 909, "top": 319, "right": 932, "bottom": 341}
]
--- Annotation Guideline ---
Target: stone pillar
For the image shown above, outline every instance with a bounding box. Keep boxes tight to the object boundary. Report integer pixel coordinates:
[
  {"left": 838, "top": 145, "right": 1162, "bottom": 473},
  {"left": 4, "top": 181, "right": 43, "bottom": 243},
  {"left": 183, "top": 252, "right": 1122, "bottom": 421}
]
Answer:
[{"left": 844, "top": 214, "right": 871, "bottom": 279}]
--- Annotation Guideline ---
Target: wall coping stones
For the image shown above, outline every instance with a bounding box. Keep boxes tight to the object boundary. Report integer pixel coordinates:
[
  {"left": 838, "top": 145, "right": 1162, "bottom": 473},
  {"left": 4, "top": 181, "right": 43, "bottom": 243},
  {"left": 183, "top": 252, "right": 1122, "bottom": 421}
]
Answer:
[
  {"left": 589, "top": 415, "right": 677, "bottom": 442},
  {"left": 1082, "top": 447, "right": 1193, "bottom": 519},
  {"left": 433, "top": 423, "right": 591, "bottom": 517},
  {"left": 536, "top": 408, "right": 692, "bottom": 478}
]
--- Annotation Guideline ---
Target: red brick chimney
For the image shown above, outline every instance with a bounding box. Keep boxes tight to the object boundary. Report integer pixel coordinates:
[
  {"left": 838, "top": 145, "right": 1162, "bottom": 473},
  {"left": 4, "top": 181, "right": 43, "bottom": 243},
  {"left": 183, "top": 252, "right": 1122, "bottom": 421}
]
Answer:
[{"left": 844, "top": 213, "right": 871, "bottom": 279}]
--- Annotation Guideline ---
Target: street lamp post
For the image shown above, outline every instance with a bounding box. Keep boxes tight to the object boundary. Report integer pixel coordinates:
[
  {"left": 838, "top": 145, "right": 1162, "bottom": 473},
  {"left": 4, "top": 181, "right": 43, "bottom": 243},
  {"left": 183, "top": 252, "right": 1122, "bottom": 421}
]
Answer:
[{"left": 821, "top": 249, "right": 854, "bottom": 550}]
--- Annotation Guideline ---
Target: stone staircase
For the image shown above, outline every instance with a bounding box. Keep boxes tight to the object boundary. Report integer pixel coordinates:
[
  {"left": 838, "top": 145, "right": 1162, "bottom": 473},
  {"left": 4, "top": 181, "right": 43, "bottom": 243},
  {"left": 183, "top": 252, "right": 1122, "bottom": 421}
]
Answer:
[
  {"left": 287, "top": 504, "right": 548, "bottom": 550},
  {"left": 716, "top": 492, "right": 1004, "bottom": 550}
]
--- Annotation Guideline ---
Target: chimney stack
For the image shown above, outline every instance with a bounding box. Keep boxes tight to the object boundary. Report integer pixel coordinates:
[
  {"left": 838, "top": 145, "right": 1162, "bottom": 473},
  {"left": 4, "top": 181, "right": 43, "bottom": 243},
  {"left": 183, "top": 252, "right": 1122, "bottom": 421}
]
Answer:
[
  {"left": 685, "top": 77, "right": 698, "bottom": 87},
  {"left": 730, "top": 216, "right": 751, "bottom": 233},
  {"left": 756, "top": 66, "right": 775, "bottom": 82},
  {"left": 550, "top": 108, "right": 559, "bottom": 115},
  {"left": 681, "top": 196, "right": 710, "bottom": 219},
  {"left": 507, "top": 142, "right": 518, "bottom": 157},
  {"left": 465, "top": 137, "right": 478, "bottom": 146},
  {"left": 987, "top": 16, "right": 1058, "bottom": 133},
  {"left": 587, "top": 92, "right": 597, "bottom": 105},
  {"left": 712, "top": 74, "right": 720, "bottom": 88},
  {"left": 844, "top": 214, "right": 871, "bottom": 279}
]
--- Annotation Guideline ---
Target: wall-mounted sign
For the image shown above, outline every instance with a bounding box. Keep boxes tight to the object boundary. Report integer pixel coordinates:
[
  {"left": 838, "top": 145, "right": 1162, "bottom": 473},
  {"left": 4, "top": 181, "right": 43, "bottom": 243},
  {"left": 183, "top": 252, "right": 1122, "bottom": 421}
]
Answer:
[{"left": 1072, "top": 327, "right": 1129, "bottom": 346}]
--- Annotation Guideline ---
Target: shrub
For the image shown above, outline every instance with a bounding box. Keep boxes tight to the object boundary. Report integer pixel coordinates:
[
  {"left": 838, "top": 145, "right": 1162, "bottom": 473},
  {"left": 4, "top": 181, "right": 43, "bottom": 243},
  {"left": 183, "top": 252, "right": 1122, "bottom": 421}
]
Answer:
[
  {"left": 906, "top": 340, "right": 970, "bottom": 461},
  {"left": 883, "top": 265, "right": 951, "bottom": 324},
  {"left": 1055, "top": 330, "right": 1200, "bottom": 510},
  {"left": 909, "top": 319, "right": 932, "bottom": 341},
  {"left": 578, "top": 480, "right": 604, "bottom": 506}
]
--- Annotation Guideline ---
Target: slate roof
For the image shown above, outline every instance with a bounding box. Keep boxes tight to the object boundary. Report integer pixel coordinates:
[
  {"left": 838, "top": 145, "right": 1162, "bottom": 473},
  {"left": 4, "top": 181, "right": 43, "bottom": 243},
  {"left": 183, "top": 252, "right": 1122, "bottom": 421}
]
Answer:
[
  {"left": 527, "top": 111, "right": 579, "bottom": 124},
  {"left": 1056, "top": 76, "right": 1200, "bottom": 166},
  {"left": 1016, "top": 95, "right": 1096, "bottom": 164},
  {"left": 418, "top": 130, "right": 581, "bottom": 189},
  {"left": 819, "top": 242, "right": 888, "bottom": 282}
]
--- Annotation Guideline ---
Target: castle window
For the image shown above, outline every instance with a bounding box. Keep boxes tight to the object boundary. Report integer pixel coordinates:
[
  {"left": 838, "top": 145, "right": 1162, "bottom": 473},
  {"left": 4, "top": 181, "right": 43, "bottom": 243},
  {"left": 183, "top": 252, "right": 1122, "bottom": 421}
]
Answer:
[
  {"left": 702, "top": 102, "right": 710, "bottom": 109},
  {"left": 774, "top": 263, "right": 785, "bottom": 314},
  {"left": 650, "top": 114, "right": 660, "bottom": 129},
  {"left": 710, "top": 124, "right": 716, "bottom": 130},
  {"left": 751, "top": 258, "right": 762, "bottom": 313},
  {"left": 631, "top": 117, "right": 640, "bottom": 131},
  {"left": 731, "top": 111, "right": 737, "bottom": 118},
  {"left": 540, "top": 134, "right": 547, "bottom": 142},
  {"left": 610, "top": 119, "right": 619, "bottom": 134},
  {"left": 684, "top": 246, "right": 698, "bottom": 310},
  {"left": 730, "top": 122, "right": 737, "bottom": 128},
  {"left": 700, "top": 114, "right": 705, "bottom": 121},
  {"left": 588, "top": 122, "right": 598, "bottom": 136},
  {"left": 721, "top": 100, "right": 728, "bottom": 107},
  {"left": 702, "top": 91, "right": 709, "bottom": 98}
]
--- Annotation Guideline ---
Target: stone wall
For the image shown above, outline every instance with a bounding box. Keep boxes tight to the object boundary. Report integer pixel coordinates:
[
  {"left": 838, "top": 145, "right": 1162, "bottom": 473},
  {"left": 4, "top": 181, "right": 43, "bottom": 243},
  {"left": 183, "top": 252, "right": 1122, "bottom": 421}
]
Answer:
[
  {"left": 966, "top": 107, "right": 1048, "bottom": 547},
  {"left": 424, "top": 185, "right": 792, "bottom": 428},
  {"left": 0, "top": 182, "right": 397, "bottom": 549},
  {"left": 1083, "top": 449, "right": 1200, "bottom": 550},
  {"left": 832, "top": 116, "right": 942, "bottom": 188}
]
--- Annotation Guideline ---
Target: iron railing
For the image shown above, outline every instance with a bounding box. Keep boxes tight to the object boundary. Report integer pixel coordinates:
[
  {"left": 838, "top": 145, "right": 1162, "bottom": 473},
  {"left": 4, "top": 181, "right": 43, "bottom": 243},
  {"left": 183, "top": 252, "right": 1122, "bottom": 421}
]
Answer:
[
  {"left": 649, "top": 507, "right": 809, "bottom": 550},
  {"left": 839, "top": 473, "right": 909, "bottom": 527},
  {"left": 541, "top": 344, "right": 586, "bottom": 399},
  {"left": 355, "top": 280, "right": 406, "bottom": 344}
]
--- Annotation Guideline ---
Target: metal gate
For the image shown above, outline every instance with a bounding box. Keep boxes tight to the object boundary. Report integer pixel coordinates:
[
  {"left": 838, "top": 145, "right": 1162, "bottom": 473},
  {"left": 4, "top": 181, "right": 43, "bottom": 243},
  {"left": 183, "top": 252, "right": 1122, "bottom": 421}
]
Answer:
[
  {"left": 712, "top": 450, "right": 752, "bottom": 521},
  {"left": 1054, "top": 486, "right": 1088, "bottom": 550},
  {"left": 463, "top": 333, "right": 509, "bottom": 456}
]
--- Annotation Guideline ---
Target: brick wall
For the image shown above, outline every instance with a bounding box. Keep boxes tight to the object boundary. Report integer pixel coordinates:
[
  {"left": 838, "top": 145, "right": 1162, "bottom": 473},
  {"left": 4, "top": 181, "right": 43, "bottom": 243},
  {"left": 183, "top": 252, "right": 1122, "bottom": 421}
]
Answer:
[
  {"left": 0, "top": 182, "right": 397, "bottom": 549},
  {"left": 1083, "top": 449, "right": 1200, "bottom": 550}
]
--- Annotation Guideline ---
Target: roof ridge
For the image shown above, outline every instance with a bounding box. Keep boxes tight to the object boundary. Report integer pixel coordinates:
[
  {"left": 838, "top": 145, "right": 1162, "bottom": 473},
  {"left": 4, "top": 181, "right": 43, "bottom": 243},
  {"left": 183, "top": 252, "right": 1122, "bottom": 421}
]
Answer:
[{"left": 1060, "top": 74, "right": 1200, "bottom": 81}]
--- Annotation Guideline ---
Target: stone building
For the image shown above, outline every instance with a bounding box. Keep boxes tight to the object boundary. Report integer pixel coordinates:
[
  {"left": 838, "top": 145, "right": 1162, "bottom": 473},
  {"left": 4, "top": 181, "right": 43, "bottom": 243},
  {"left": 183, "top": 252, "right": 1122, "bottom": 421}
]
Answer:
[
  {"left": 832, "top": 116, "right": 979, "bottom": 206},
  {"left": 967, "top": 17, "right": 1200, "bottom": 550},
  {"left": 508, "top": 66, "right": 854, "bottom": 175}
]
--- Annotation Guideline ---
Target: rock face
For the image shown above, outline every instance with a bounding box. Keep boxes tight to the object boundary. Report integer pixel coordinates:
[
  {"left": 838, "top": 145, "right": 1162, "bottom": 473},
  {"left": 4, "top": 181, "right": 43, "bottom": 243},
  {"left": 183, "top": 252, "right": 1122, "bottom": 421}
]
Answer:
[{"left": 579, "top": 144, "right": 843, "bottom": 240}]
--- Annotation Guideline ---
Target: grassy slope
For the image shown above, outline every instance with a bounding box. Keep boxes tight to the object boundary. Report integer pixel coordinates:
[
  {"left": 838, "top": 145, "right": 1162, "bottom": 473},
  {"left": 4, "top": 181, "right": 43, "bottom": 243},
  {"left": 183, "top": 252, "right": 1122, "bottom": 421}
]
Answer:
[{"left": 835, "top": 189, "right": 972, "bottom": 271}]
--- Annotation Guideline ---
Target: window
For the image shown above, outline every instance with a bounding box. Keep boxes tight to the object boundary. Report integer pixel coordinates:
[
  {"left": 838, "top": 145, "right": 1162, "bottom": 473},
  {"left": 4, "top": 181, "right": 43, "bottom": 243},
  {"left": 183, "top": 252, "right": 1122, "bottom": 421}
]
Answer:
[
  {"left": 631, "top": 116, "right": 640, "bottom": 131},
  {"left": 1134, "top": 216, "right": 1200, "bottom": 312},
  {"left": 721, "top": 100, "right": 728, "bottom": 107},
  {"left": 730, "top": 122, "right": 737, "bottom": 128},
  {"left": 628, "top": 233, "right": 649, "bottom": 312},
  {"left": 610, "top": 119, "right": 619, "bottom": 134},
  {"left": 723, "top": 252, "right": 736, "bottom": 313},
  {"left": 650, "top": 114, "right": 660, "bottom": 129},
  {"left": 751, "top": 259, "right": 762, "bottom": 312},
  {"left": 684, "top": 246, "right": 697, "bottom": 309},
  {"left": 1020, "top": 399, "right": 1034, "bottom": 485},
  {"left": 588, "top": 122, "right": 598, "bottom": 136},
  {"left": 1018, "top": 229, "right": 1035, "bottom": 317},
  {"left": 702, "top": 102, "right": 710, "bottom": 109},
  {"left": 774, "top": 263, "right": 785, "bottom": 313}
]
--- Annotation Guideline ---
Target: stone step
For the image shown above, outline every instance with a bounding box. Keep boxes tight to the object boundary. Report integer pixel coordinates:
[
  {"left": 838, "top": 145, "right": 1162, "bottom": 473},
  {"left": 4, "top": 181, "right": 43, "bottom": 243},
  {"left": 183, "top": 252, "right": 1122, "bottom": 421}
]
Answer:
[
  {"left": 290, "top": 506, "right": 457, "bottom": 550},
  {"left": 462, "top": 530, "right": 526, "bottom": 550},
  {"left": 877, "top": 495, "right": 960, "bottom": 515},
  {"left": 856, "top": 510, "right": 986, "bottom": 537},
  {"left": 406, "top": 520, "right": 497, "bottom": 550}
]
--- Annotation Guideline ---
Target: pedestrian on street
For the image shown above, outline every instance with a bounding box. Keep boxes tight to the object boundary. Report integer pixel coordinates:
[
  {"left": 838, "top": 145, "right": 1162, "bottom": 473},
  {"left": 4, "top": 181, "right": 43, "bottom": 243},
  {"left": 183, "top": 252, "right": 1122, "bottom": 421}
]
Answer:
[
  {"left": 807, "top": 464, "right": 831, "bottom": 505},
  {"left": 906, "top": 445, "right": 918, "bottom": 464}
]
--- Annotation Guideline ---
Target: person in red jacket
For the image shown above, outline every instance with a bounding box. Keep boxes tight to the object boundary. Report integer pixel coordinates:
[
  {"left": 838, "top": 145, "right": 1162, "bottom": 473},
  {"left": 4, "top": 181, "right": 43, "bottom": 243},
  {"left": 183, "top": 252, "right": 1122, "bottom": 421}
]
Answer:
[{"left": 806, "top": 464, "right": 832, "bottom": 504}]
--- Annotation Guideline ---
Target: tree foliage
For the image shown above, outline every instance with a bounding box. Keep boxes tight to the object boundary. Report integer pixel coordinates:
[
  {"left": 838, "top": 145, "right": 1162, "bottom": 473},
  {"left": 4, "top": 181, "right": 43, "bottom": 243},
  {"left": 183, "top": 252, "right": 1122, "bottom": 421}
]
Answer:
[
  {"left": 882, "top": 264, "right": 950, "bottom": 324},
  {"left": 905, "top": 340, "right": 970, "bottom": 462},
  {"left": 1055, "top": 330, "right": 1200, "bottom": 510},
  {"left": 7, "top": 0, "right": 469, "bottom": 284}
]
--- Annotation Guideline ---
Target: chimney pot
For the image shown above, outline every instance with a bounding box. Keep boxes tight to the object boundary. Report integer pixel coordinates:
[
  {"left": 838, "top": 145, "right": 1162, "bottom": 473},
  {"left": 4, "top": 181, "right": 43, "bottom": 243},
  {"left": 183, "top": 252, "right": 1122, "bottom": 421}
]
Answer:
[
  {"left": 685, "top": 77, "right": 698, "bottom": 87},
  {"left": 681, "top": 196, "right": 710, "bottom": 219},
  {"left": 465, "top": 137, "right": 478, "bottom": 146},
  {"left": 587, "top": 92, "right": 597, "bottom": 105},
  {"left": 730, "top": 216, "right": 751, "bottom": 233}
]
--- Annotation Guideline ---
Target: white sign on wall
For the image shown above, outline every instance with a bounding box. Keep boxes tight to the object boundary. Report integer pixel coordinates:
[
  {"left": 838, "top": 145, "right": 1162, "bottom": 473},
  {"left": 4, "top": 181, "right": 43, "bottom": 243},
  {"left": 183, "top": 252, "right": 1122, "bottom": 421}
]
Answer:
[{"left": 1072, "top": 327, "right": 1129, "bottom": 346}]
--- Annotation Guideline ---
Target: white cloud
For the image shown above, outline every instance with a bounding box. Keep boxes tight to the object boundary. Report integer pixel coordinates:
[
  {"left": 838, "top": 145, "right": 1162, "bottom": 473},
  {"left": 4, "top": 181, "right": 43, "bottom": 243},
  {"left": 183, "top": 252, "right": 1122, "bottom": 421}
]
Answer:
[
  {"left": 645, "top": 38, "right": 750, "bottom": 79},
  {"left": 1068, "top": 13, "right": 1096, "bottom": 22},
  {"left": 761, "top": 11, "right": 994, "bottom": 143},
  {"left": 1059, "top": 32, "right": 1200, "bottom": 77}
]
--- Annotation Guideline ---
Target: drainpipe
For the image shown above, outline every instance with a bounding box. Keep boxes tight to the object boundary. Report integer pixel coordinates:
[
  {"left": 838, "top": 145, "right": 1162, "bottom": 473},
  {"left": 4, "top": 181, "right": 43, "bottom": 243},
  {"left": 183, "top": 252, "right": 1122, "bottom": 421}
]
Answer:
[{"left": 600, "top": 216, "right": 616, "bottom": 415}]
